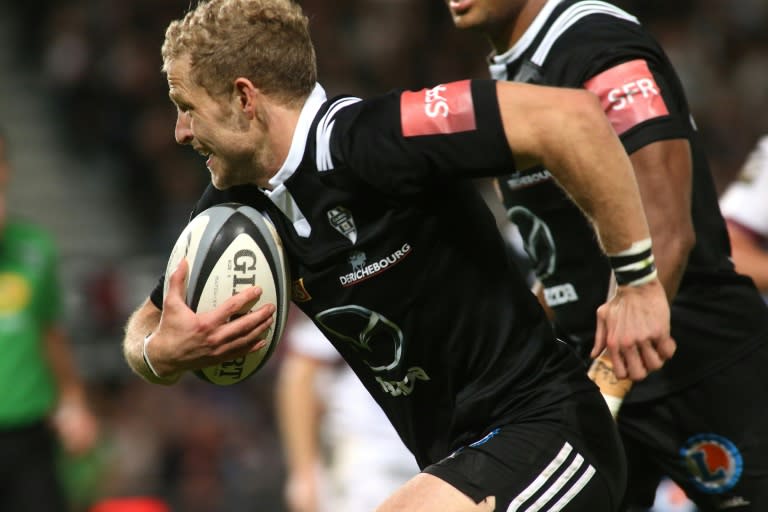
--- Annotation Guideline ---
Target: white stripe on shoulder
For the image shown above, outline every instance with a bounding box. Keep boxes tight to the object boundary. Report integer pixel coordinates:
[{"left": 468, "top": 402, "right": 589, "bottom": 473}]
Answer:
[
  {"left": 316, "top": 97, "right": 362, "bottom": 172},
  {"left": 531, "top": 0, "right": 639, "bottom": 66},
  {"left": 506, "top": 441, "right": 596, "bottom": 512}
]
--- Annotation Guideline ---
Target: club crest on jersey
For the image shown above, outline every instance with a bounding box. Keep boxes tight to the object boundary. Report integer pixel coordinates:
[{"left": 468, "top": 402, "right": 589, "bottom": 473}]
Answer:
[
  {"left": 327, "top": 206, "right": 357, "bottom": 244},
  {"left": 401, "top": 80, "right": 476, "bottom": 137},
  {"left": 680, "top": 433, "right": 743, "bottom": 494},
  {"left": 584, "top": 59, "right": 669, "bottom": 136}
]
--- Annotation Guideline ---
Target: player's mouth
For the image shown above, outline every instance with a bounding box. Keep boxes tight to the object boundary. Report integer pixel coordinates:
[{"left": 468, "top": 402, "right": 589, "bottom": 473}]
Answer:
[
  {"left": 448, "top": 0, "right": 474, "bottom": 16},
  {"left": 194, "top": 146, "right": 213, "bottom": 168}
]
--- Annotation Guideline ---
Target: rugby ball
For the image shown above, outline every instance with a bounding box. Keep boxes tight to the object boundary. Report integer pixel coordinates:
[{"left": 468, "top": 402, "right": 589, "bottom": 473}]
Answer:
[{"left": 164, "top": 203, "right": 290, "bottom": 385}]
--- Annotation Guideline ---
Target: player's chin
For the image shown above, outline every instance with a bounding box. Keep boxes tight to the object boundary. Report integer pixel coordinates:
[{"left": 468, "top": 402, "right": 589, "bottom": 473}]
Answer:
[
  {"left": 451, "top": 13, "right": 484, "bottom": 31},
  {"left": 209, "top": 169, "right": 233, "bottom": 191}
]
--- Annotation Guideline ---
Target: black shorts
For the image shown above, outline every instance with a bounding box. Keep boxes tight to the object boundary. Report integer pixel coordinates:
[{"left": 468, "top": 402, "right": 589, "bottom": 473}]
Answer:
[
  {"left": 0, "top": 420, "right": 68, "bottom": 512},
  {"left": 619, "top": 341, "right": 768, "bottom": 512},
  {"left": 424, "top": 389, "right": 626, "bottom": 511}
]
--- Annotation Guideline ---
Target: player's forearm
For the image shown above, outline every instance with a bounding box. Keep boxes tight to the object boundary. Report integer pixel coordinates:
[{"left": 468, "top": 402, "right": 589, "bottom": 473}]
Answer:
[
  {"left": 123, "top": 299, "right": 179, "bottom": 385},
  {"left": 629, "top": 140, "right": 695, "bottom": 300},
  {"left": 497, "top": 83, "right": 651, "bottom": 253},
  {"left": 544, "top": 105, "right": 650, "bottom": 252}
]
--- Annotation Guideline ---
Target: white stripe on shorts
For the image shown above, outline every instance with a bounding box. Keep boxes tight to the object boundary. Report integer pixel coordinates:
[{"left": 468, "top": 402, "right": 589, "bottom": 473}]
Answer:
[{"left": 506, "top": 442, "right": 596, "bottom": 512}]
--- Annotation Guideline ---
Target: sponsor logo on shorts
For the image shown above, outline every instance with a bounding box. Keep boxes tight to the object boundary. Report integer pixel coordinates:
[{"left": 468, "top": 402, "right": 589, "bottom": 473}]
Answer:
[
  {"left": 401, "top": 80, "right": 476, "bottom": 137},
  {"left": 680, "top": 433, "right": 743, "bottom": 494},
  {"left": 584, "top": 59, "right": 669, "bottom": 136},
  {"left": 339, "top": 244, "right": 412, "bottom": 287}
]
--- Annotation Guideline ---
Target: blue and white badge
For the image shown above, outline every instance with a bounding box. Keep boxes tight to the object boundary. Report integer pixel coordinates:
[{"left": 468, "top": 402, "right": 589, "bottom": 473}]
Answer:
[{"left": 680, "top": 433, "right": 743, "bottom": 494}]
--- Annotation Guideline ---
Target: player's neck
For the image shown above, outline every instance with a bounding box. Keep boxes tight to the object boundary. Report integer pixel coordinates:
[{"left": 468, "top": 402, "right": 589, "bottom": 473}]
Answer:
[
  {"left": 489, "top": 0, "right": 548, "bottom": 55},
  {"left": 258, "top": 102, "right": 304, "bottom": 190}
]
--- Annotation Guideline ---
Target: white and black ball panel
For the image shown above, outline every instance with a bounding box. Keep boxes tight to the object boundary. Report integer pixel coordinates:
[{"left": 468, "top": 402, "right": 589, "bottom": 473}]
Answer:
[{"left": 163, "top": 203, "right": 290, "bottom": 385}]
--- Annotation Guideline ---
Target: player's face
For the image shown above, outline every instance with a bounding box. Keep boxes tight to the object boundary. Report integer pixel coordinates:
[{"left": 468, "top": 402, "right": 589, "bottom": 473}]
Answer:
[
  {"left": 445, "top": 0, "right": 529, "bottom": 30},
  {"left": 166, "top": 56, "right": 263, "bottom": 190}
]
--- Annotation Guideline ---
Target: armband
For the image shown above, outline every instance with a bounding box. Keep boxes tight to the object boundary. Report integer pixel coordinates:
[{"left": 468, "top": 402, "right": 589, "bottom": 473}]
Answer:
[
  {"left": 608, "top": 238, "right": 657, "bottom": 287},
  {"left": 142, "top": 333, "right": 162, "bottom": 378}
]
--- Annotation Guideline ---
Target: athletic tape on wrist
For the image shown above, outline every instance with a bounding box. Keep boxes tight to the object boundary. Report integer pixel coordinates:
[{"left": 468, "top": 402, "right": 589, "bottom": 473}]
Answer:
[
  {"left": 142, "top": 333, "right": 162, "bottom": 378},
  {"left": 608, "top": 238, "right": 657, "bottom": 287}
]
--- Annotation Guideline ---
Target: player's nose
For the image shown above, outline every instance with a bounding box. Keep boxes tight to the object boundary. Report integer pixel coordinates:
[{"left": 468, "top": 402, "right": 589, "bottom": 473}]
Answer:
[{"left": 175, "top": 112, "right": 193, "bottom": 145}]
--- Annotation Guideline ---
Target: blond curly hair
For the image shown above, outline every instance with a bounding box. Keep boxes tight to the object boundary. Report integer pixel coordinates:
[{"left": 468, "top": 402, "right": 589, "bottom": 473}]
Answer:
[{"left": 162, "top": 0, "right": 317, "bottom": 106}]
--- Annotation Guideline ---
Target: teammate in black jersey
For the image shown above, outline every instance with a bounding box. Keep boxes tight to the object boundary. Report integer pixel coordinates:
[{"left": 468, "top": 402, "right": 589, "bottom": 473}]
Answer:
[
  {"left": 446, "top": 0, "right": 768, "bottom": 510},
  {"left": 121, "top": 1, "right": 679, "bottom": 510}
]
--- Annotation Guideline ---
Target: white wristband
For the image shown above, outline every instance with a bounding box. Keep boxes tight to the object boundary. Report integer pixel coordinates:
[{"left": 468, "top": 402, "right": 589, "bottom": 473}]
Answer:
[{"left": 142, "top": 333, "right": 161, "bottom": 378}]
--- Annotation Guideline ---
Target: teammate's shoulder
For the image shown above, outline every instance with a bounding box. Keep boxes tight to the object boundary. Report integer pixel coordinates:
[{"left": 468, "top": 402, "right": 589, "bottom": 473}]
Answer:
[
  {"left": 551, "top": 1, "right": 644, "bottom": 46},
  {"left": 542, "top": 1, "right": 659, "bottom": 80}
]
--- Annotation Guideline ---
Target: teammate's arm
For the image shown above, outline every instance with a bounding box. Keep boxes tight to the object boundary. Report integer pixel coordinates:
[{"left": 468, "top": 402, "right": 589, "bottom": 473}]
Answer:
[
  {"left": 496, "top": 81, "right": 676, "bottom": 380},
  {"left": 630, "top": 139, "right": 695, "bottom": 299}
]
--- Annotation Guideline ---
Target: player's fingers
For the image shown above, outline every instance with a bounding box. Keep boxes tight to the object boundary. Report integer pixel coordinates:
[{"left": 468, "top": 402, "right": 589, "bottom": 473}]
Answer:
[
  {"left": 208, "top": 304, "right": 275, "bottom": 351},
  {"left": 607, "top": 340, "right": 628, "bottom": 380},
  {"left": 637, "top": 339, "right": 663, "bottom": 373},
  {"left": 623, "top": 344, "right": 648, "bottom": 381},
  {"left": 211, "top": 286, "right": 265, "bottom": 324},
  {"left": 654, "top": 335, "right": 677, "bottom": 360}
]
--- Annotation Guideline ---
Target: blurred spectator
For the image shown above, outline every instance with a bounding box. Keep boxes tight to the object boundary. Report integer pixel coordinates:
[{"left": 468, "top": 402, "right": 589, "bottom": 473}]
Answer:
[
  {"left": 276, "top": 307, "right": 418, "bottom": 512},
  {"left": 0, "top": 126, "right": 100, "bottom": 511},
  {"left": 719, "top": 135, "right": 768, "bottom": 295}
]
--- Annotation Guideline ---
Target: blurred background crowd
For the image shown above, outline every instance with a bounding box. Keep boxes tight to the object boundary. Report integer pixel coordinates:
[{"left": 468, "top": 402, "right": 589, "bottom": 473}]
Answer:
[{"left": 1, "top": 0, "right": 766, "bottom": 510}]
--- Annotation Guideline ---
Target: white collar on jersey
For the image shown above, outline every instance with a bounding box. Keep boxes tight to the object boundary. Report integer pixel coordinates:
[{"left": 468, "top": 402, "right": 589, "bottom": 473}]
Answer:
[
  {"left": 262, "top": 82, "right": 328, "bottom": 238},
  {"left": 489, "top": 0, "right": 564, "bottom": 76},
  {"left": 489, "top": 0, "right": 639, "bottom": 80},
  {"left": 268, "top": 82, "right": 328, "bottom": 189}
]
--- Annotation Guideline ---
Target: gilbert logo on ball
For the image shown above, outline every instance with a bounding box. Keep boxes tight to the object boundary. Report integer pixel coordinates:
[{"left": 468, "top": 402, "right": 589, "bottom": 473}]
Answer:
[{"left": 164, "top": 203, "right": 290, "bottom": 385}]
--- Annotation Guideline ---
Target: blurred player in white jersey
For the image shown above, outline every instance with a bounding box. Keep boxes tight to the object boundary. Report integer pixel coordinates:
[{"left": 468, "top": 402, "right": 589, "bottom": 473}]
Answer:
[
  {"left": 720, "top": 135, "right": 768, "bottom": 297},
  {"left": 276, "top": 306, "right": 418, "bottom": 512}
]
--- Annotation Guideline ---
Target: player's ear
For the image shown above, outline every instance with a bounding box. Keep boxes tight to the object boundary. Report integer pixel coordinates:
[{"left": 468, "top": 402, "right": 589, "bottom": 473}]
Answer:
[{"left": 233, "top": 77, "right": 259, "bottom": 117}]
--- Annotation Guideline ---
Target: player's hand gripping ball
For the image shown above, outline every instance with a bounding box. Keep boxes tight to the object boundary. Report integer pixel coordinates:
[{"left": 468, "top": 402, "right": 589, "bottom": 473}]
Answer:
[{"left": 164, "top": 203, "right": 290, "bottom": 385}]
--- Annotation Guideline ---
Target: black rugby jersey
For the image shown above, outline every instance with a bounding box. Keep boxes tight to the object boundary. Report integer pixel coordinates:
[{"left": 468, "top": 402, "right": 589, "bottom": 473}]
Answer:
[
  {"left": 151, "top": 80, "right": 596, "bottom": 468},
  {"left": 490, "top": 0, "right": 768, "bottom": 402}
]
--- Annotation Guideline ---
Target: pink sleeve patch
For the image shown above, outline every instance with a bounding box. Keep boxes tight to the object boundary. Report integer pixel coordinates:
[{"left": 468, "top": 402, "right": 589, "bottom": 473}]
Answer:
[
  {"left": 584, "top": 59, "right": 669, "bottom": 136},
  {"left": 401, "top": 80, "right": 477, "bottom": 137}
]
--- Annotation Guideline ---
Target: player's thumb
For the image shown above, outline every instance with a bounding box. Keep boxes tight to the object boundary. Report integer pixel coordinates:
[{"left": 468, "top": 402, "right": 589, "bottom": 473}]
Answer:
[{"left": 167, "top": 258, "right": 189, "bottom": 303}]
